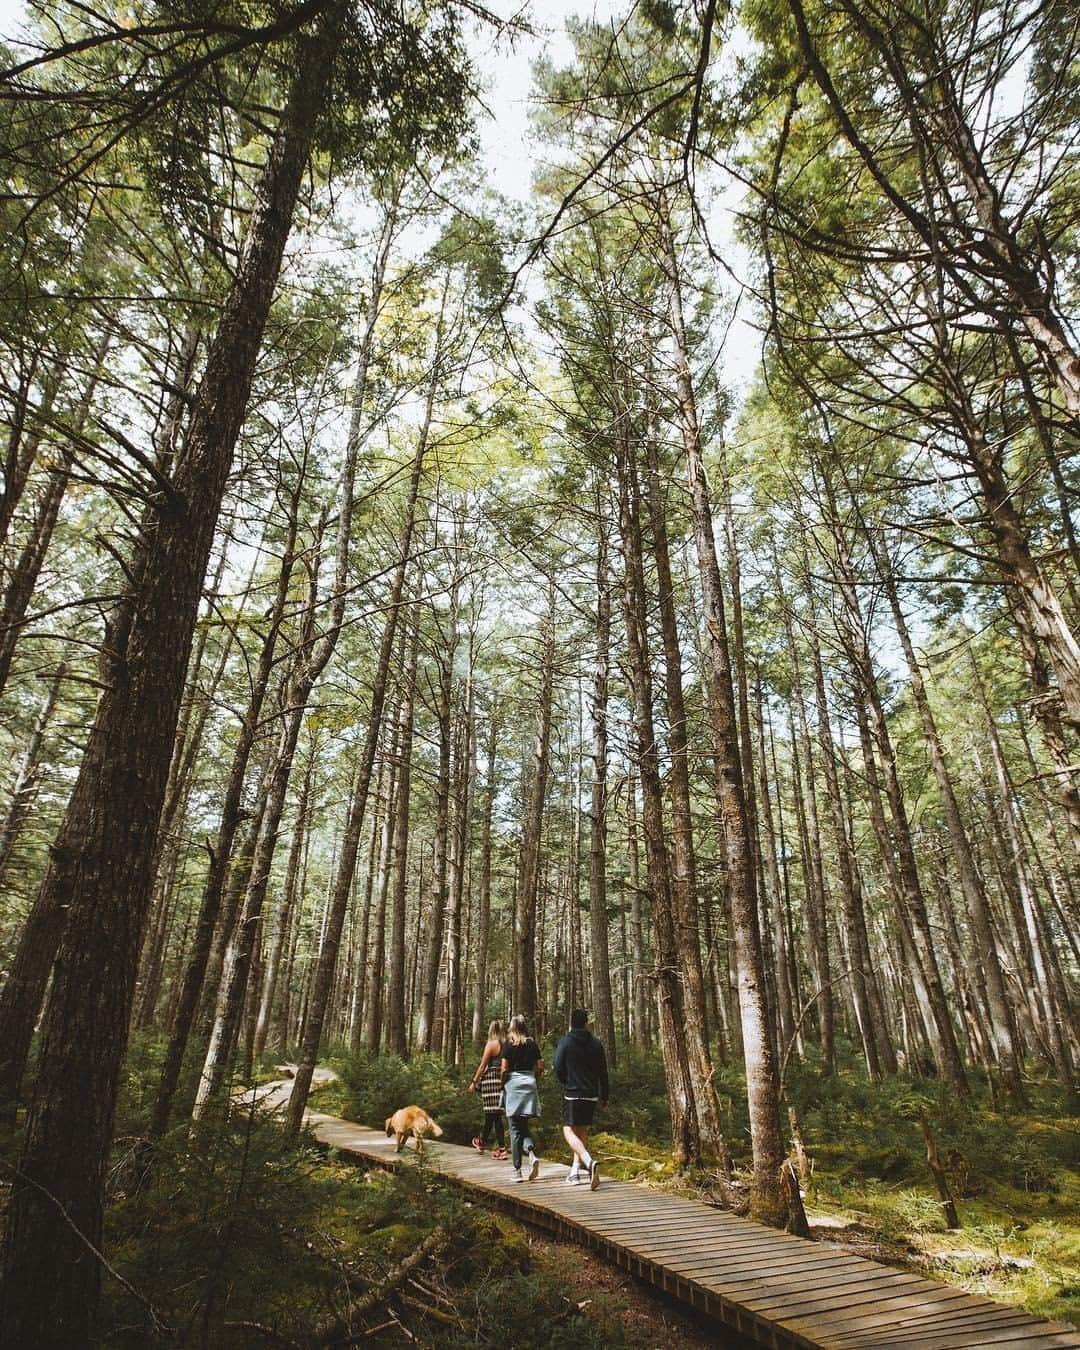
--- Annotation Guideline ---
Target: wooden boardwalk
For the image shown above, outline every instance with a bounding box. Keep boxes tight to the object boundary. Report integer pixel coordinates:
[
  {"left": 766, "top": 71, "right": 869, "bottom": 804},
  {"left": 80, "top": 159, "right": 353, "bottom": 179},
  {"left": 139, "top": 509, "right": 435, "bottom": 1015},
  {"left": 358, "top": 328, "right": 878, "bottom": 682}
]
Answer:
[{"left": 248, "top": 1081, "right": 1080, "bottom": 1350}]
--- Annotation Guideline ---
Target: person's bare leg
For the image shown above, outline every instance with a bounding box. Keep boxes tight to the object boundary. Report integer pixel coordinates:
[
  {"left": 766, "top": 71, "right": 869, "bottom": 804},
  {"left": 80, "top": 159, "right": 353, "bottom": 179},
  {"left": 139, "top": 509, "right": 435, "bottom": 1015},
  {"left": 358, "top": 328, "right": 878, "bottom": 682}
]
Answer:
[{"left": 563, "top": 1123, "right": 591, "bottom": 1176}]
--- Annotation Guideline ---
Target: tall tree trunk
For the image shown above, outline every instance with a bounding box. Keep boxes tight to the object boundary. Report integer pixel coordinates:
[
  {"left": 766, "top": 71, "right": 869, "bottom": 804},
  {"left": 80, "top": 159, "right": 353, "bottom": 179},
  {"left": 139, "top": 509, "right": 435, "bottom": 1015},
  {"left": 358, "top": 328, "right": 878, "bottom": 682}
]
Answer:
[
  {"left": 969, "top": 651, "right": 1075, "bottom": 1094},
  {"left": 470, "top": 705, "right": 498, "bottom": 1043},
  {"left": 800, "top": 562, "right": 879, "bottom": 1079},
  {"left": 963, "top": 420, "right": 1080, "bottom": 729},
  {"left": 661, "top": 209, "right": 793, "bottom": 1227},
  {"left": 826, "top": 505, "right": 969, "bottom": 1094},
  {"left": 447, "top": 682, "right": 473, "bottom": 1062},
  {"left": 416, "top": 650, "right": 454, "bottom": 1052},
  {"left": 847, "top": 673, "right": 938, "bottom": 1067},
  {"left": 754, "top": 676, "right": 795, "bottom": 1060},
  {"left": 135, "top": 537, "right": 242, "bottom": 1030},
  {"left": 286, "top": 275, "right": 439, "bottom": 1122},
  {"left": 0, "top": 328, "right": 111, "bottom": 700},
  {"left": 617, "top": 434, "right": 698, "bottom": 1166},
  {"left": 386, "top": 613, "right": 418, "bottom": 1058},
  {"left": 0, "top": 328, "right": 72, "bottom": 572},
  {"left": 642, "top": 419, "right": 724, "bottom": 1148},
  {"left": 777, "top": 568, "right": 835, "bottom": 1072},
  {"left": 1006, "top": 591, "right": 1080, "bottom": 852},
  {"left": 512, "top": 582, "right": 555, "bottom": 1031},
  {"left": 838, "top": 743, "right": 898, "bottom": 1074},
  {"left": 0, "top": 30, "right": 336, "bottom": 1344},
  {"left": 0, "top": 661, "right": 65, "bottom": 895},
  {"left": 191, "top": 528, "right": 330, "bottom": 1119},
  {"left": 587, "top": 491, "right": 617, "bottom": 1065},
  {"left": 875, "top": 543, "right": 1025, "bottom": 1098},
  {"left": 626, "top": 765, "right": 650, "bottom": 1049},
  {"left": 254, "top": 752, "right": 314, "bottom": 1059},
  {"left": 364, "top": 712, "right": 402, "bottom": 1054},
  {"left": 721, "top": 459, "right": 775, "bottom": 1059}
]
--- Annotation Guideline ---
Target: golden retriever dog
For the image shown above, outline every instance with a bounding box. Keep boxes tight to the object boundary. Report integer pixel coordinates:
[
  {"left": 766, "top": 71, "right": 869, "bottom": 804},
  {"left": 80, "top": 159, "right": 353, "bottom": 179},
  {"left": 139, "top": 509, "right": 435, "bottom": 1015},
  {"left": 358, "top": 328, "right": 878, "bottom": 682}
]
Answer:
[{"left": 384, "top": 1105, "right": 444, "bottom": 1154}]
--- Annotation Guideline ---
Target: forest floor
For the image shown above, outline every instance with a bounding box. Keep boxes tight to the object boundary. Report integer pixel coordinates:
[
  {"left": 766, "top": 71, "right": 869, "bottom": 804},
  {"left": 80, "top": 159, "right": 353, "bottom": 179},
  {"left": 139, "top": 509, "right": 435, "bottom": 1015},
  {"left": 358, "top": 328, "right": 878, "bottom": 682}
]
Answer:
[
  {"left": 799, "top": 1196, "right": 1080, "bottom": 1328},
  {"left": 486, "top": 1222, "right": 751, "bottom": 1350}
]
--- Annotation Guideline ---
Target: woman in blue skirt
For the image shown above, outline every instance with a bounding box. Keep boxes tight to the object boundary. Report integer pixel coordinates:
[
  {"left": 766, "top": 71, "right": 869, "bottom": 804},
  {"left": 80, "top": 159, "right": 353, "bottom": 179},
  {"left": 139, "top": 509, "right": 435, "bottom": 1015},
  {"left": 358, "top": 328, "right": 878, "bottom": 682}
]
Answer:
[{"left": 500, "top": 1014, "right": 543, "bottom": 1182}]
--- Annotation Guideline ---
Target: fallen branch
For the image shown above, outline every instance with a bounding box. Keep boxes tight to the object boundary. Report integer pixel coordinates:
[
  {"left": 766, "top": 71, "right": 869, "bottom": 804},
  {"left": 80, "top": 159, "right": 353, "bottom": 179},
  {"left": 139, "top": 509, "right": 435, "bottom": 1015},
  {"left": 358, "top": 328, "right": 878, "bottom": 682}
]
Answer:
[
  {"left": 398, "top": 1292, "right": 461, "bottom": 1326},
  {"left": 312, "top": 1226, "right": 450, "bottom": 1345},
  {"left": 223, "top": 1319, "right": 301, "bottom": 1346}
]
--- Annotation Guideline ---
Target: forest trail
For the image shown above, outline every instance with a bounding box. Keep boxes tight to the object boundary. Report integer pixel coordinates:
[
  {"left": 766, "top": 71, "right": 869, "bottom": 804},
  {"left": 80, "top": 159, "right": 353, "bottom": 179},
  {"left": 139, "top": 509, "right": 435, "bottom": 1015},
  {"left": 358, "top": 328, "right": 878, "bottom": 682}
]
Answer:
[{"left": 243, "top": 1075, "right": 1080, "bottom": 1350}]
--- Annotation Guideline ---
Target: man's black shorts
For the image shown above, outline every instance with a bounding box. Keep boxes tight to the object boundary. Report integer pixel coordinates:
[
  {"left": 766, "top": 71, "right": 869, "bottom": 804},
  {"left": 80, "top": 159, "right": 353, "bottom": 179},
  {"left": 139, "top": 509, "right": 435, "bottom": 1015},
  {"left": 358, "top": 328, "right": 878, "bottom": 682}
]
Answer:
[{"left": 562, "top": 1097, "right": 596, "bottom": 1126}]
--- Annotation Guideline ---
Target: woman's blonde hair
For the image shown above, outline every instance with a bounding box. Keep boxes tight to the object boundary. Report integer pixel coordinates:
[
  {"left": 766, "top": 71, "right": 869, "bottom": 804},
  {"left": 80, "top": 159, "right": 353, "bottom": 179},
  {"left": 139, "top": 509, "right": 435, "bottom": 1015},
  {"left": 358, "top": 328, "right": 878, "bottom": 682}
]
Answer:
[
  {"left": 487, "top": 1019, "right": 505, "bottom": 1042},
  {"left": 506, "top": 1013, "right": 529, "bottom": 1045}
]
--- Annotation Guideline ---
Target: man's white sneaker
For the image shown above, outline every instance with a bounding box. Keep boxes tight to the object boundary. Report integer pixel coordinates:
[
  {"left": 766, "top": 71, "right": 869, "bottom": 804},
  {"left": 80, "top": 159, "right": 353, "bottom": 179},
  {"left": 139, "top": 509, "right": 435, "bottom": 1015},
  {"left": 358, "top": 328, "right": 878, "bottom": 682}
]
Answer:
[
  {"left": 566, "top": 1171, "right": 582, "bottom": 1185},
  {"left": 589, "top": 1159, "right": 600, "bottom": 1190},
  {"left": 512, "top": 1168, "right": 524, "bottom": 1183},
  {"left": 528, "top": 1152, "right": 540, "bottom": 1181}
]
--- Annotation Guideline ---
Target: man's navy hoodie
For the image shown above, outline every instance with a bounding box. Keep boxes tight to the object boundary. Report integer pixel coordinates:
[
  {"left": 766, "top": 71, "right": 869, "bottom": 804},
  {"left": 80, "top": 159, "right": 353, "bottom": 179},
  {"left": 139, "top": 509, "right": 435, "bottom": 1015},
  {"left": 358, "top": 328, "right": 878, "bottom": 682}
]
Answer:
[{"left": 553, "top": 1027, "right": 609, "bottom": 1101}]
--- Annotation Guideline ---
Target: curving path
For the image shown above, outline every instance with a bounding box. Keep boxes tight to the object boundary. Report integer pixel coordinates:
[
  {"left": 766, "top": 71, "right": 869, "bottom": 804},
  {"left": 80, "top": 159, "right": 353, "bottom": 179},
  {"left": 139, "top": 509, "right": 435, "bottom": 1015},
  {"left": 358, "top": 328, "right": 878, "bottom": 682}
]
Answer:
[{"left": 243, "top": 1075, "right": 1080, "bottom": 1350}]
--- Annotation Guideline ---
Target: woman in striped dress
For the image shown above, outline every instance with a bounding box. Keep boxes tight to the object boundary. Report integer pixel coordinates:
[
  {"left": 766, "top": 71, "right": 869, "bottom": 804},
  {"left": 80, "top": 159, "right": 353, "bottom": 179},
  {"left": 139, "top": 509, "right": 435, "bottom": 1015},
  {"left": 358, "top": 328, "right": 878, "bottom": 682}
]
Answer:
[{"left": 468, "top": 1019, "right": 507, "bottom": 1158}]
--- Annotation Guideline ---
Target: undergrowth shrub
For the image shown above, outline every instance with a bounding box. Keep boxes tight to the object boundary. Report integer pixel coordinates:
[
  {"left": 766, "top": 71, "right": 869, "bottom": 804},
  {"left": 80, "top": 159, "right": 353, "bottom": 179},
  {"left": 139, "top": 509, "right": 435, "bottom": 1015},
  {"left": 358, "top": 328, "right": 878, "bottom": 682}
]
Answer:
[
  {"left": 782, "top": 1058, "right": 1075, "bottom": 1197},
  {"left": 598, "top": 1046, "right": 676, "bottom": 1141},
  {"left": 457, "top": 1268, "right": 611, "bottom": 1349},
  {"left": 338, "top": 1050, "right": 476, "bottom": 1142}
]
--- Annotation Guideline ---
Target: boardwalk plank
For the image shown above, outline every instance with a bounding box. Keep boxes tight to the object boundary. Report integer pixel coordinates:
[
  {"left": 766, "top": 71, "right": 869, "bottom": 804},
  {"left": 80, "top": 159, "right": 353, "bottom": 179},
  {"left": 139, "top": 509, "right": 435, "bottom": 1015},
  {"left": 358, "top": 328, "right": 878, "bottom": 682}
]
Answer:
[
  {"left": 698, "top": 1266, "right": 930, "bottom": 1302},
  {"left": 644, "top": 1249, "right": 874, "bottom": 1283},
  {"left": 745, "top": 1275, "right": 958, "bottom": 1319},
  {"left": 839, "top": 1329, "right": 1080, "bottom": 1350},
  {"left": 826, "top": 1301, "right": 1062, "bottom": 1344},
  {"left": 777, "top": 1286, "right": 992, "bottom": 1336},
  {"left": 640, "top": 1236, "right": 863, "bottom": 1264},
  {"left": 840, "top": 1310, "right": 1067, "bottom": 1345}
]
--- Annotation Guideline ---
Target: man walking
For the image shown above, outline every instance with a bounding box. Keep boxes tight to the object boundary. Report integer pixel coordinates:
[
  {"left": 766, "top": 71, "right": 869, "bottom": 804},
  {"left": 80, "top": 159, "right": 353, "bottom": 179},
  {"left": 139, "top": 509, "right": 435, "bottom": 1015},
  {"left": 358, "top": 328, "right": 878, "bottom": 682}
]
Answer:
[{"left": 553, "top": 1008, "right": 609, "bottom": 1189}]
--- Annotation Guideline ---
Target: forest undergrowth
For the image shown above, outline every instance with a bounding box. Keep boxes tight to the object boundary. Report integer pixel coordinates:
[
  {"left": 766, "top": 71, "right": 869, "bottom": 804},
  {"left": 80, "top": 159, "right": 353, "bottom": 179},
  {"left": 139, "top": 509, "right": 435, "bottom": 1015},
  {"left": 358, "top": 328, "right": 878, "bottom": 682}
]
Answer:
[
  {"left": 0, "top": 1036, "right": 720, "bottom": 1347},
  {"left": 1, "top": 1035, "right": 1075, "bottom": 1342}
]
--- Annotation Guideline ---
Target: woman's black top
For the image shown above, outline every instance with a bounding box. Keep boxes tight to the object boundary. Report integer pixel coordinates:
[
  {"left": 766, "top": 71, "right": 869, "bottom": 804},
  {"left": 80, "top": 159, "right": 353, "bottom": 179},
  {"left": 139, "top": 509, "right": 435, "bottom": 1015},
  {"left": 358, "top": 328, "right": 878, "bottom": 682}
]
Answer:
[{"left": 500, "top": 1037, "right": 541, "bottom": 1074}]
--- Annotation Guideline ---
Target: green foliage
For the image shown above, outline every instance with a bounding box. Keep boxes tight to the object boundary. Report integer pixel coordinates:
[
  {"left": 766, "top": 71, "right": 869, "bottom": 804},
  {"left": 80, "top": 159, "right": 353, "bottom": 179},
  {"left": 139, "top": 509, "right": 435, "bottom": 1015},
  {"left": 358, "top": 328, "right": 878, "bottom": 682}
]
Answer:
[
  {"left": 429, "top": 209, "right": 509, "bottom": 308},
  {"left": 597, "top": 1045, "right": 679, "bottom": 1140},
  {"left": 785, "top": 1059, "right": 1078, "bottom": 1197},
  {"left": 338, "top": 1049, "right": 476, "bottom": 1141}
]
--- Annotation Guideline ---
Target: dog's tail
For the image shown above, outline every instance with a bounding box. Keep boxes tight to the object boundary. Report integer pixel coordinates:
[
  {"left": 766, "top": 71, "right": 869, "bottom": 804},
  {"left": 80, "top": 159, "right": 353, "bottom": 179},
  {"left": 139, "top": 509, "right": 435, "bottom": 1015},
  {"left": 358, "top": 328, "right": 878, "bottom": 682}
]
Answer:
[
  {"left": 385, "top": 1118, "right": 394, "bottom": 1137},
  {"left": 427, "top": 1115, "right": 444, "bottom": 1137}
]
